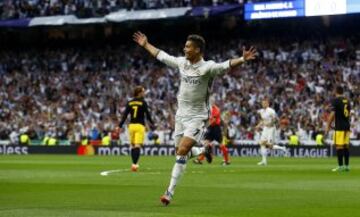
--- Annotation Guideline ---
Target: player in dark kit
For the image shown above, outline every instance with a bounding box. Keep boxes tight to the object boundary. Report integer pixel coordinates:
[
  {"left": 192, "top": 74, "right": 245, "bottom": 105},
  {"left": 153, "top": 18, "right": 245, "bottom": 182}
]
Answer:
[
  {"left": 193, "top": 102, "right": 221, "bottom": 164},
  {"left": 326, "top": 86, "right": 351, "bottom": 172},
  {"left": 119, "top": 86, "right": 155, "bottom": 172}
]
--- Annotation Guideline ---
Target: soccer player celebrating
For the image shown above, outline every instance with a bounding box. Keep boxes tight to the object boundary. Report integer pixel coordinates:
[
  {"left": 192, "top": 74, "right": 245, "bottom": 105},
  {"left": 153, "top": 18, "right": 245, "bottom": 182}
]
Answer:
[
  {"left": 255, "top": 97, "right": 287, "bottom": 166},
  {"left": 119, "top": 86, "right": 155, "bottom": 172},
  {"left": 133, "top": 31, "right": 256, "bottom": 206},
  {"left": 325, "top": 86, "right": 351, "bottom": 172}
]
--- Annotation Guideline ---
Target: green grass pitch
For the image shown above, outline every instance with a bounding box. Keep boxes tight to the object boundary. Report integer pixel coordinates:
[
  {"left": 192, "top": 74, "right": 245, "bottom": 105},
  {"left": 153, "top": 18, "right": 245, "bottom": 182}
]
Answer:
[{"left": 0, "top": 155, "right": 359, "bottom": 217}]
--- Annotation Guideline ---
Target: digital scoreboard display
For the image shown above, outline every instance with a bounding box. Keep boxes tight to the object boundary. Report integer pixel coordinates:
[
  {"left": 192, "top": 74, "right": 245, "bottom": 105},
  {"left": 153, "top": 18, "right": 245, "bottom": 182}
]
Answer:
[
  {"left": 244, "top": 0, "right": 360, "bottom": 20},
  {"left": 244, "top": 1, "right": 305, "bottom": 20},
  {"left": 305, "top": 0, "right": 346, "bottom": 16}
]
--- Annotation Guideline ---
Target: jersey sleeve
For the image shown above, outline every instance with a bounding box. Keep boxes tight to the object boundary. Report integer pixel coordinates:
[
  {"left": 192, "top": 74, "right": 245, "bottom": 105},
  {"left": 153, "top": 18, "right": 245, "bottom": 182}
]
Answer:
[
  {"left": 209, "top": 60, "right": 231, "bottom": 76},
  {"left": 330, "top": 98, "right": 338, "bottom": 113},
  {"left": 257, "top": 109, "right": 262, "bottom": 115},
  {"left": 144, "top": 101, "right": 154, "bottom": 125},
  {"left": 271, "top": 109, "right": 277, "bottom": 119},
  {"left": 156, "top": 50, "right": 182, "bottom": 69},
  {"left": 118, "top": 103, "right": 130, "bottom": 128}
]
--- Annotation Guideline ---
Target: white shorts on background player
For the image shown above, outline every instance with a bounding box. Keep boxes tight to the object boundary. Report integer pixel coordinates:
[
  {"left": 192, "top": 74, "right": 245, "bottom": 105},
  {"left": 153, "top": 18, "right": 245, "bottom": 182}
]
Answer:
[
  {"left": 260, "top": 126, "right": 276, "bottom": 144},
  {"left": 258, "top": 107, "right": 277, "bottom": 144}
]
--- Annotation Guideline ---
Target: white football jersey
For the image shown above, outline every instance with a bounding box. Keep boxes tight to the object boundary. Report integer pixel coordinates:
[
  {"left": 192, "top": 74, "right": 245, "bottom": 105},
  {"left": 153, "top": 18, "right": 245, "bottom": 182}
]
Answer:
[
  {"left": 258, "top": 107, "right": 277, "bottom": 126},
  {"left": 157, "top": 50, "right": 230, "bottom": 118}
]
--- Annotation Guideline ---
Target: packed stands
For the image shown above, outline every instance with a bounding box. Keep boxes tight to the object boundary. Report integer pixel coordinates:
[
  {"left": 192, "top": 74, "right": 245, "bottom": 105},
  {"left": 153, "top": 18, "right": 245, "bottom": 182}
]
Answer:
[{"left": 0, "top": 35, "right": 359, "bottom": 144}]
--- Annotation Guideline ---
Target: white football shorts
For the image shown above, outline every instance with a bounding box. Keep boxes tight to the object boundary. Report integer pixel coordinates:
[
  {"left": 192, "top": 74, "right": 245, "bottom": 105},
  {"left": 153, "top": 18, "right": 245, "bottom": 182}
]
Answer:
[
  {"left": 260, "top": 126, "right": 276, "bottom": 145},
  {"left": 174, "top": 116, "right": 208, "bottom": 147}
]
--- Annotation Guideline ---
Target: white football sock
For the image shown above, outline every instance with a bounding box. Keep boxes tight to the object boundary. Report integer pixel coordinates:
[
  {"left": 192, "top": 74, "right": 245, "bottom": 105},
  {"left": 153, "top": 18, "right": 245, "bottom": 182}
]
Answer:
[
  {"left": 167, "top": 155, "right": 187, "bottom": 195},
  {"left": 273, "top": 144, "right": 286, "bottom": 151},
  {"left": 260, "top": 146, "right": 267, "bottom": 163}
]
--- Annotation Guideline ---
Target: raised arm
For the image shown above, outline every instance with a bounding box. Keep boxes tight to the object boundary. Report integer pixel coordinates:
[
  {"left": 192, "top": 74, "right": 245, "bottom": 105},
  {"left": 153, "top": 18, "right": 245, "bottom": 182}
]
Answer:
[
  {"left": 230, "top": 46, "right": 257, "bottom": 68},
  {"left": 209, "top": 46, "right": 257, "bottom": 76},
  {"left": 133, "top": 31, "right": 182, "bottom": 68},
  {"left": 133, "top": 31, "right": 160, "bottom": 58}
]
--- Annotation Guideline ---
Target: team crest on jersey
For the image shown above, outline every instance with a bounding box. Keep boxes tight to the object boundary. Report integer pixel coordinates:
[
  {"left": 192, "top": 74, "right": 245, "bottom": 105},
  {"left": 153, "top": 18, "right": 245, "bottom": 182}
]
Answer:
[{"left": 184, "top": 64, "right": 201, "bottom": 75}]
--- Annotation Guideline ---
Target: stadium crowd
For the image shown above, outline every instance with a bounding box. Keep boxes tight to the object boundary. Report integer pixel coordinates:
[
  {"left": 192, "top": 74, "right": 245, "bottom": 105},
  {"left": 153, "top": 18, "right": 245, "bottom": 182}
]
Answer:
[
  {"left": 0, "top": 0, "right": 243, "bottom": 20},
  {"left": 0, "top": 36, "right": 359, "bottom": 145}
]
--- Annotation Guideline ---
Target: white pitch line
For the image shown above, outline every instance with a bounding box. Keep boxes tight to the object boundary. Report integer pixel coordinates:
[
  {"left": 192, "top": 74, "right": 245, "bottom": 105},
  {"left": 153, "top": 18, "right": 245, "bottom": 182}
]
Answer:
[
  {"left": 191, "top": 171, "right": 204, "bottom": 174},
  {"left": 100, "top": 168, "right": 161, "bottom": 176},
  {"left": 100, "top": 169, "right": 129, "bottom": 176}
]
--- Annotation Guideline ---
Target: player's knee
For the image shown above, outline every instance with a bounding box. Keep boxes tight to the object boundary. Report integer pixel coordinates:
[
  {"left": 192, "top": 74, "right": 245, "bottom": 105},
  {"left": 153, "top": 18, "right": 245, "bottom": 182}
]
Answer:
[
  {"left": 133, "top": 144, "right": 142, "bottom": 148},
  {"left": 176, "top": 146, "right": 188, "bottom": 155},
  {"left": 177, "top": 143, "right": 193, "bottom": 155},
  {"left": 176, "top": 137, "right": 196, "bottom": 154}
]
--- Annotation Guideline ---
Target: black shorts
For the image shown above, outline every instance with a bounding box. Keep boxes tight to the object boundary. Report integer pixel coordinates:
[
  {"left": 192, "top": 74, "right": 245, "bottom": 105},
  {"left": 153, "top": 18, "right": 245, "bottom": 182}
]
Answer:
[{"left": 204, "top": 125, "right": 222, "bottom": 143}]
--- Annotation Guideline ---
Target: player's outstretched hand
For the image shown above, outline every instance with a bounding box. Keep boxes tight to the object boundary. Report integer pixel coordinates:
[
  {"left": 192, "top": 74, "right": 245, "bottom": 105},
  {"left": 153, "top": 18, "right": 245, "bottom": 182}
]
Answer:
[
  {"left": 133, "top": 31, "right": 148, "bottom": 47},
  {"left": 242, "top": 46, "right": 257, "bottom": 61}
]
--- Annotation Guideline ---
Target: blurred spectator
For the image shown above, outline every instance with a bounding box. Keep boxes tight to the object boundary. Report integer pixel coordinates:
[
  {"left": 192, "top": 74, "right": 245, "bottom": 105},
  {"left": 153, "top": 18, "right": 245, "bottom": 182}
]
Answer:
[
  {"left": 0, "top": 36, "right": 359, "bottom": 144},
  {"left": 0, "top": 0, "right": 243, "bottom": 20}
]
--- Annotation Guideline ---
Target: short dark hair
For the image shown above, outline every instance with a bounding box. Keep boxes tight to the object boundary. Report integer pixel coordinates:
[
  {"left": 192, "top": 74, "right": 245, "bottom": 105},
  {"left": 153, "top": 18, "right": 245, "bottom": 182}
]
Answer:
[
  {"left": 262, "top": 96, "right": 270, "bottom": 102},
  {"left": 336, "top": 85, "right": 344, "bottom": 94},
  {"left": 187, "top": 34, "right": 205, "bottom": 53},
  {"left": 133, "top": 86, "right": 144, "bottom": 97}
]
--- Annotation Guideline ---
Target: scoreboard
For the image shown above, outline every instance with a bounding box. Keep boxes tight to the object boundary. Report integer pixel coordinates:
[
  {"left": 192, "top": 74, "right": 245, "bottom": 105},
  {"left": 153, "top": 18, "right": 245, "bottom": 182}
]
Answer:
[{"left": 245, "top": 0, "right": 360, "bottom": 20}]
